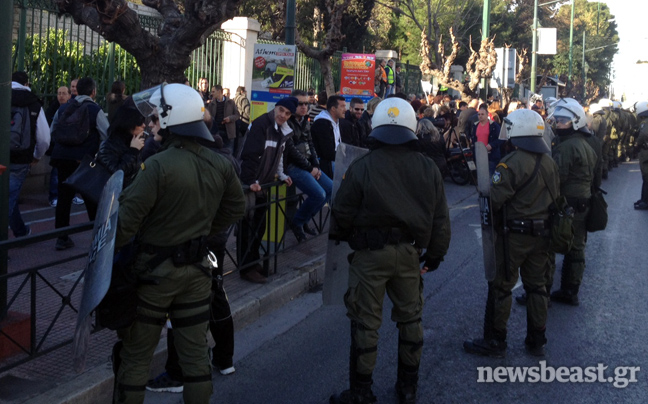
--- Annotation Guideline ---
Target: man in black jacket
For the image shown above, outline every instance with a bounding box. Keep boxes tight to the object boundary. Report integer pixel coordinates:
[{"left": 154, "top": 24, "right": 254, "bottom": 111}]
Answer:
[
  {"left": 237, "top": 97, "right": 296, "bottom": 283},
  {"left": 286, "top": 90, "right": 332, "bottom": 241},
  {"left": 49, "top": 77, "right": 109, "bottom": 250},
  {"left": 311, "top": 95, "right": 346, "bottom": 178}
]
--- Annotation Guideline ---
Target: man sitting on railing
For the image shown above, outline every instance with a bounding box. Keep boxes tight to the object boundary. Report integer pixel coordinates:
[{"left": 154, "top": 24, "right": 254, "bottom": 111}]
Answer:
[
  {"left": 237, "top": 97, "right": 297, "bottom": 283},
  {"left": 286, "top": 90, "right": 332, "bottom": 242}
]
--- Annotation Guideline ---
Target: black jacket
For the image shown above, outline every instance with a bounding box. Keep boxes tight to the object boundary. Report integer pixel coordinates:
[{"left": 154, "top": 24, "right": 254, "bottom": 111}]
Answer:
[
  {"left": 96, "top": 135, "right": 141, "bottom": 189},
  {"left": 239, "top": 111, "right": 288, "bottom": 186},
  {"left": 287, "top": 116, "right": 319, "bottom": 171},
  {"left": 357, "top": 111, "right": 372, "bottom": 147}
]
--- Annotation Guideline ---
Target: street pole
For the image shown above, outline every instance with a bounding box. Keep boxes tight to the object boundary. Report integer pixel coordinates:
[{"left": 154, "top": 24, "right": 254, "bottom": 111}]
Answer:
[
  {"left": 531, "top": 0, "right": 539, "bottom": 94},
  {"left": 1, "top": 0, "right": 14, "bottom": 313},
  {"left": 285, "top": 0, "right": 296, "bottom": 45},
  {"left": 568, "top": 0, "right": 574, "bottom": 87},
  {"left": 480, "top": 0, "right": 491, "bottom": 99}
]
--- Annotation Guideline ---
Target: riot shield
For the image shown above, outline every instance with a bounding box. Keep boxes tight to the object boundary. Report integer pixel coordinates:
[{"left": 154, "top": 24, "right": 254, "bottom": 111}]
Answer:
[
  {"left": 322, "top": 143, "right": 369, "bottom": 306},
  {"left": 475, "top": 143, "right": 497, "bottom": 281},
  {"left": 73, "top": 170, "right": 124, "bottom": 372}
]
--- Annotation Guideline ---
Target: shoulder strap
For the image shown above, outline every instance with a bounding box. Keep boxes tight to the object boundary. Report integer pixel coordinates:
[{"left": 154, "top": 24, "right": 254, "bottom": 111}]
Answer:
[{"left": 516, "top": 154, "right": 543, "bottom": 193}]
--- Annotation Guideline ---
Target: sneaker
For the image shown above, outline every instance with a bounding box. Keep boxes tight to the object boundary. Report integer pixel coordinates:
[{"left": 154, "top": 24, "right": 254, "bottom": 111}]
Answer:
[
  {"left": 634, "top": 201, "right": 648, "bottom": 210},
  {"left": 146, "top": 372, "right": 183, "bottom": 393},
  {"left": 218, "top": 366, "right": 236, "bottom": 375},
  {"left": 463, "top": 338, "right": 507, "bottom": 358},
  {"left": 49, "top": 198, "right": 58, "bottom": 207},
  {"left": 72, "top": 196, "right": 84, "bottom": 205},
  {"left": 290, "top": 222, "right": 307, "bottom": 242},
  {"left": 303, "top": 223, "right": 318, "bottom": 236},
  {"left": 55, "top": 237, "right": 75, "bottom": 251}
]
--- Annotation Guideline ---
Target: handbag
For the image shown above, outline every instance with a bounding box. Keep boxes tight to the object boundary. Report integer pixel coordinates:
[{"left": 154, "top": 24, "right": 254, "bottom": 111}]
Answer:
[
  {"left": 63, "top": 154, "right": 112, "bottom": 205},
  {"left": 586, "top": 187, "right": 608, "bottom": 232},
  {"left": 539, "top": 170, "right": 575, "bottom": 255}
]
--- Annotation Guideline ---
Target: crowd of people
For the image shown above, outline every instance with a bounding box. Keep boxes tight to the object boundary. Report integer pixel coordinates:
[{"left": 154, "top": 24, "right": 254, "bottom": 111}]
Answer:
[{"left": 7, "top": 67, "right": 648, "bottom": 404}]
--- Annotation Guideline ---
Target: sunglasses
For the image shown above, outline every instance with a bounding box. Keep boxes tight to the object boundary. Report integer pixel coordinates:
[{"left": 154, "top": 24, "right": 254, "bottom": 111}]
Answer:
[
  {"left": 354, "top": 108, "right": 364, "bottom": 111},
  {"left": 298, "top": 102, "right": 309, "bottom": 106}
]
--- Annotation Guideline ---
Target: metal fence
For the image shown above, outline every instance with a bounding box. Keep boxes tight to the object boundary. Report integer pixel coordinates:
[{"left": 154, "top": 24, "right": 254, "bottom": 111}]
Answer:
[
  {"left": 11, "top": 0, "right": 233, "bottom": 109},
  {"left": 0, "top": 183, "right": 329, "bottom": 373}
]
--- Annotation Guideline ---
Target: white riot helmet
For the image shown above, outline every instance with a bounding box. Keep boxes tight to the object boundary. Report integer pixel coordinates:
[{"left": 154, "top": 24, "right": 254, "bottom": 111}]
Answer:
[
  {"left": 499, "top": 109, "right": 551, "bottom": 154},
  {"left": 369, "top": 97, "right": 417, "bottom": 144},
  {"left": 530, "top": 93, "right": 543, "bottom": 104},
  {"left": 545, "top": 98, "right": 560, "bottom": 117},
  {"left": 546, "top": 97, "right": 588, "bottom": 132},
  {"left": 545, "top": 96, "right": 557, "bottom": 106},
  {"left": 622, "top": 101, "right": 636, "bottom": 112},
  {"left": 132, "top": 83, "right": 212, "bottom": 141},
  {"left": 598, "top": 98, "right": 612, "bottom": 108},
  {"left": 589, "top": 103, "right": 603, "bottom": 115},
  {"left": 636, "top": 101, "right": 648, "bottom": 117},
  {"left": 612, "top": 101, "right": 622, "bottom": 110}
]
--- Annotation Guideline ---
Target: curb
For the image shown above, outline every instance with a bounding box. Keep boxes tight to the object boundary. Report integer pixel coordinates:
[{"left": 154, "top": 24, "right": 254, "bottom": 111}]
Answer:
[{"left": 23, "top": 259, "right": 325, "bottom": 404}]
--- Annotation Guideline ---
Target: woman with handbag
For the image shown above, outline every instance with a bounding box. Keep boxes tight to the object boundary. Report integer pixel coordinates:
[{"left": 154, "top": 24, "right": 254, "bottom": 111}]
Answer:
[{"left": 96, "top": 104, "right": 146, "bottom": 189}]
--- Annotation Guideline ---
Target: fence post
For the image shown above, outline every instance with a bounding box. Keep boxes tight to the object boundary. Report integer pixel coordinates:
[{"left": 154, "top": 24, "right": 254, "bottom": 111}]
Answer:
[
  {"left": 16, "top": 0, "right": 28, "bottom": 72},
  {"left": 1, "top": 0, "right": 15, "bottom": 313}
]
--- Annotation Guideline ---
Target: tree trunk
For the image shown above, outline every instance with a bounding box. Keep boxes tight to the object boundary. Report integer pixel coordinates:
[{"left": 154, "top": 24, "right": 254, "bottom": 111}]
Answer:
[
  {"left": 54, "top": 0, "right": 240, "bottom": 89},
  {"left": 319, "top": 57, "right": 336, "bottom": 97}
]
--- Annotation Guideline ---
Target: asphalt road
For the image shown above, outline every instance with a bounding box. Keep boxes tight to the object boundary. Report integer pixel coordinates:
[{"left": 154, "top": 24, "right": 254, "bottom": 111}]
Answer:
[{"left": 144, "top": 161, "right": 648, "bottom": 404}]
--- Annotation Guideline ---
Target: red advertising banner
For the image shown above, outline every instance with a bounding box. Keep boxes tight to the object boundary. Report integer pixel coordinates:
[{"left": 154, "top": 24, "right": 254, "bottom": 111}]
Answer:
[{"left": 340, "top": 53, "right": 375, "bottom": 103}]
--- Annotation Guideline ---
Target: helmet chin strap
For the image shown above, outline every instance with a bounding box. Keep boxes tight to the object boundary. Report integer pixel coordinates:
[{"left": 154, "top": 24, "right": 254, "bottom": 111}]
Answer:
[{"left": 159, "top": 82, "right": 173, "bottom": 119}]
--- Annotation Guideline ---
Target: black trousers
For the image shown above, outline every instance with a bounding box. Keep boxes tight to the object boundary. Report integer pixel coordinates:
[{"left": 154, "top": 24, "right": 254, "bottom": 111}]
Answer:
[
  {"left": 237, "top": 194, "right": 268, "bottom": 275},
  {"left": 54, "top": 160, "right": 97, "bottom": 232}
]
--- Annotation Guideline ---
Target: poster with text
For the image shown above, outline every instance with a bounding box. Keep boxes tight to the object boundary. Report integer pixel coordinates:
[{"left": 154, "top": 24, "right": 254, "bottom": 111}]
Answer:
[
  {"left": 340, "top": 53, "right": 375, "bottom": 104},
  {"left": 250, "top": 43, "right": 297, "bottom": 119}
]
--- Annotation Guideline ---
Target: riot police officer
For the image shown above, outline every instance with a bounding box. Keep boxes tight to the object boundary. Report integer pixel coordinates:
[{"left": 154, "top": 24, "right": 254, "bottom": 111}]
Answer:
[
  {"left": 464, "top": 109, "right": 560, "bottom": 358},
  {"left": 330, "top": 97, "right": 451, "bottom": 404},
  {"left": 633, "top": 101, "right": 648, "bottom": 210},
  {"left": 113, "top": 83, "right": 246, "bottom": 404},
  {"left": 547, "top": 98, "right": 597, "bottom": 306}
]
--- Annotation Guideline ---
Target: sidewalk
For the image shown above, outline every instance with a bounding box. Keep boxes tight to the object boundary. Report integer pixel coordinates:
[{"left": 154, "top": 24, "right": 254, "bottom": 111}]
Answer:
[{"left": 0, "top": 189, "right": 327, "bottom": 404}]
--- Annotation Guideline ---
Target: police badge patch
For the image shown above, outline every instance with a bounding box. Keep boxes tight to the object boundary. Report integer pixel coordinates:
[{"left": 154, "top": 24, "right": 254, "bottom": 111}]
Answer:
[{"left": 492, "top": 171, "right": 502, "bottom": 184}]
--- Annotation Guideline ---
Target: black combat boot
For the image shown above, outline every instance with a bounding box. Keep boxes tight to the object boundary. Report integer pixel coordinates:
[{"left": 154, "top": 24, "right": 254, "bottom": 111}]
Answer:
[
  {"left": 525, "top": 325, "right": 547, "bottom": 357},
  {"left": 330, "top": 374, "right": 376, "bottom": 404},
  {"left": 395, "top": 361, "right": 418, "bottom": 404},
  {"left": 463, "top": 338, "right": 507, "bottom": 358},
  {"left": 468, "top": 286, "right": 507, "bottom": 358},
  {"left": 551, "top": 286, "right": 580, "bottom": 306}
]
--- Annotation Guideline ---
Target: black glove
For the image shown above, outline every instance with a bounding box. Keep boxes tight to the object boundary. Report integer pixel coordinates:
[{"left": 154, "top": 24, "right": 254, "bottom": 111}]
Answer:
[{"left": 420, "top": 255, "right": 441, "bottom": 272}]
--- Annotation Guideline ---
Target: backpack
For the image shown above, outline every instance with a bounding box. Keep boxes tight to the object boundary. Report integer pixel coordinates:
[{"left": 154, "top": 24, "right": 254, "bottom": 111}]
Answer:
[
  {"left": 10, "top": 105, "right": 32, "bottom": 152},
  {"left": 53, "top": 101, "right": 92, "bottom": 146}
]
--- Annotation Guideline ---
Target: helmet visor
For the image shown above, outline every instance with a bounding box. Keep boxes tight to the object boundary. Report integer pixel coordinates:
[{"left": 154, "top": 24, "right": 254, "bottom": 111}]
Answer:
[
  {"left": 132, "top": 84, "right": 164, "bottom": 118},
  {"left": 546, "top": 106, "right": 576, "bottom": 128},
  {"left": 499, "top": 117, "right": 512, "bottom": 140}
]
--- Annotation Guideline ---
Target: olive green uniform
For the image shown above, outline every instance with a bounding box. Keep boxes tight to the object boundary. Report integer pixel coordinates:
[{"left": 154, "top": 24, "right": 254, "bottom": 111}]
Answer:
[
  {"left": 485, "top": 150, "right": 559, "bottom": 348},
  {"left": 602, "top": 109, "right": 616, "bottom": 170},
  {"left": 114, "top": 136, "right": 245, "bottom": 404},
  {"left": 590, "top": 113, "right": 607, "bottom": 178},
  {"left": 551, "top": 132, "right": 597, "bottom": 297},
  {"left": 635, "top": 117, "right": 648, "bottom": 203},
  {"left": 333, "top": 145, "right": 450, "bottom": 391}
]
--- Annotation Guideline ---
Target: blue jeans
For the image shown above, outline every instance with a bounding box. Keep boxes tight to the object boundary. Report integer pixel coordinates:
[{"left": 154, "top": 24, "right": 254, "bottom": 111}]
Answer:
[
  {"left": 287, "top": 165, "right": 332, "bottom": 227},
  {"left": 9, "top": 164, "right": 31, "bottom": 237}
]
